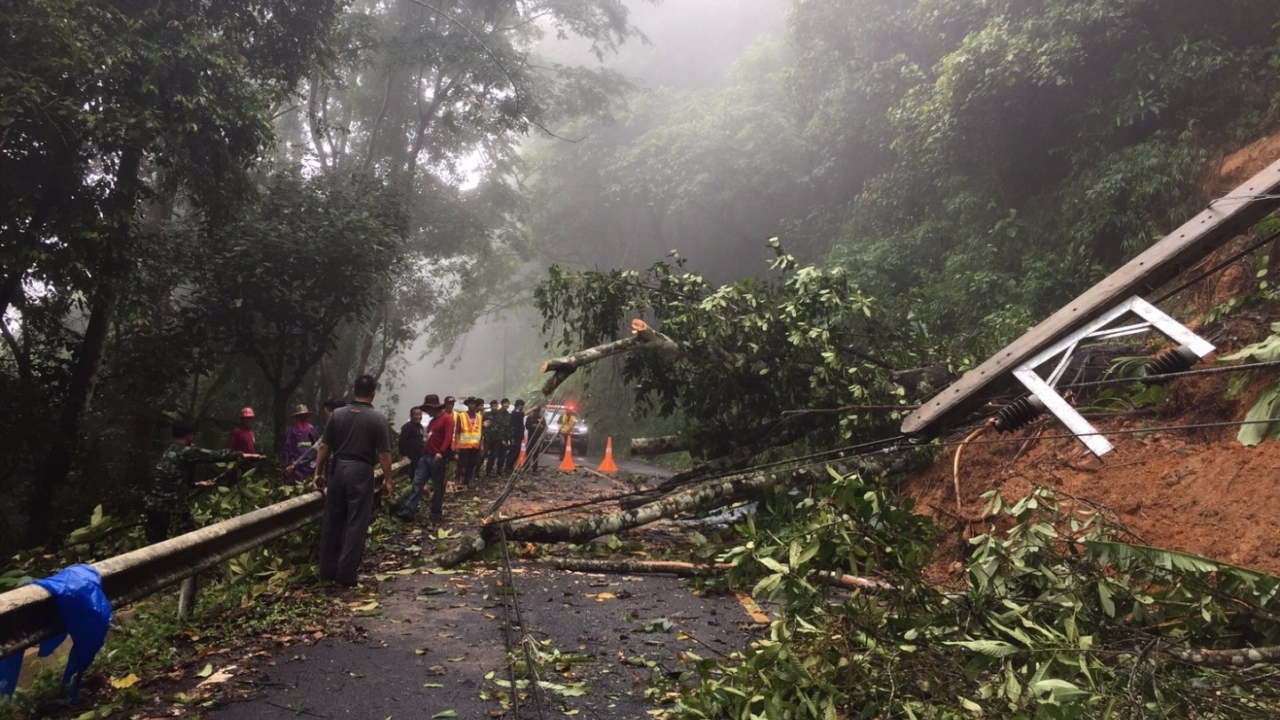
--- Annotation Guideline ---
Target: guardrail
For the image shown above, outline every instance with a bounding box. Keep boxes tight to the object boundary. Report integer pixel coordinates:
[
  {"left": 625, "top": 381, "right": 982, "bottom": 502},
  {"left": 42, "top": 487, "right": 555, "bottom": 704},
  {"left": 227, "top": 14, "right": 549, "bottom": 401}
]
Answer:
[{"left": 0, "top": 460, "right": 408, "bottom": 658}]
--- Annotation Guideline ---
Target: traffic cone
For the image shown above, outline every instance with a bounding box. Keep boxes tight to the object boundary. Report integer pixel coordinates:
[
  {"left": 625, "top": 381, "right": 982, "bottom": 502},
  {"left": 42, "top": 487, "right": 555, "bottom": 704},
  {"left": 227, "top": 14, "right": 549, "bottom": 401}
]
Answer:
[
  {"left": 515, "top": 437, "right": 528, "bottom": 469},
  {"left": 597, "top": 437, "right": 618, "bottom": 473},
  {"left": 558, "top": 435, "right": 576, "bottom": 471}
]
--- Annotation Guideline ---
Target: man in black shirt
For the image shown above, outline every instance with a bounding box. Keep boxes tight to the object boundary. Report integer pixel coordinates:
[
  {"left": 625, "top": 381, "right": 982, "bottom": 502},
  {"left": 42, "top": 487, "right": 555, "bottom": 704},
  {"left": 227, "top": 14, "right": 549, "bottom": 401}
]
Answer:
[
  {"left": 313, "top": 375, "right": 393, "bottom": 587},
  {"left": 399, "top": 406, "right": 425, "bottom": 482},
  {"left": 505, "top": 399, "right": 526, "bottom": 473}
]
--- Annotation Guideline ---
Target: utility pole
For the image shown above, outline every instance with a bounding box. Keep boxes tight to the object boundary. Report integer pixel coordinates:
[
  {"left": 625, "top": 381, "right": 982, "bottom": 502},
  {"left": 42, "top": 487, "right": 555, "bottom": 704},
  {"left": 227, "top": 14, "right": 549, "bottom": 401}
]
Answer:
[{"left": 501, "top": 323, "right": 508, "bottom": 398}]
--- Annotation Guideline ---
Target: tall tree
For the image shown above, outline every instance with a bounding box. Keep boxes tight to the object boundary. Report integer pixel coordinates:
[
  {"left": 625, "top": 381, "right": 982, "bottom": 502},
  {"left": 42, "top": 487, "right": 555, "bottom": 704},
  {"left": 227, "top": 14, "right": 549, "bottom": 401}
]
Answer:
[{"left": 1, "top": 0, "right": 342, "bottom": 544}]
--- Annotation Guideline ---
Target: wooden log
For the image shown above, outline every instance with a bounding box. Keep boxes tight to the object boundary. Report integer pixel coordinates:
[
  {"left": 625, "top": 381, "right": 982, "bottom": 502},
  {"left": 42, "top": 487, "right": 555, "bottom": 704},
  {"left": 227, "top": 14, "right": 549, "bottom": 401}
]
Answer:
[
  {"left": 546, "top": 559, "right": 894, "bottom": 592},
  {"left": 540, "top": 319, "right": 749, "bottom": 396},
  {"left": 630, "top": 435, "right": 694, "bottom": 456},
  {"left": 435, "top": 463, "right": 840, "bottom": 568},
  {"left": 1171, "top": 645, "right": 1280, "bottom": 668},
  {"left": 548, "top": 558, "right": 731, "bottom": 576}
]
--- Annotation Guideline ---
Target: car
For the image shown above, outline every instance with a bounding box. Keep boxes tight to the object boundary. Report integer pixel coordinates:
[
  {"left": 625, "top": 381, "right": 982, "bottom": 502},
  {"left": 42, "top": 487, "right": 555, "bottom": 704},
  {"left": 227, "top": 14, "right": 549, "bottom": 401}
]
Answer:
[{"left": 542, "top": 404, "right": 589, "bottom": 456}]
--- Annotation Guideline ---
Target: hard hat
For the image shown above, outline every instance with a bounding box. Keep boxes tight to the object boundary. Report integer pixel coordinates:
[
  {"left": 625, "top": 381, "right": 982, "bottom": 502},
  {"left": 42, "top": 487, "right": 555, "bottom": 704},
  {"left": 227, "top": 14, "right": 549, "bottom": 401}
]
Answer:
[{"left": 240, "top": 407, "right": 255, "bottom": 418}]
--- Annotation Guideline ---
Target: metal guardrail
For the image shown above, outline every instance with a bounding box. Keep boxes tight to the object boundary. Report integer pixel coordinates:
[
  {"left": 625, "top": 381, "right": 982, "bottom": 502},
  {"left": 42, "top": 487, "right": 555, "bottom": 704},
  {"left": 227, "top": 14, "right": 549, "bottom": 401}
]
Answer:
[{"left": 0, "top": 460, "right": 408, "bottom": 658}]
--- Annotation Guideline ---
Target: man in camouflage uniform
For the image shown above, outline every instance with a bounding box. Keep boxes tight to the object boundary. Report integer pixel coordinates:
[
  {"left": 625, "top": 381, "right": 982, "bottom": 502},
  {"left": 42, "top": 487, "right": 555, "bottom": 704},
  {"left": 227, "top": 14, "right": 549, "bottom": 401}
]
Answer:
[
  {"left": 144, "top": 419, "right": 263, "bottom": 544},
  {"left": 482, "top": 399, "right": 511, "bottom": 477}
]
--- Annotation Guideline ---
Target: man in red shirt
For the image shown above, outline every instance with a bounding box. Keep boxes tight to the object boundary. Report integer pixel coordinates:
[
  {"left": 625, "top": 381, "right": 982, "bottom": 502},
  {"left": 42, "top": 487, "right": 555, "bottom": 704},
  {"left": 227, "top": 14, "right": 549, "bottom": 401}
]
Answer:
[
  {"left": 227, "top": 407, "right": 257, "bottom": 453},
  {"left": 398, "top": 394, "right": 452, "bottom": 523}
]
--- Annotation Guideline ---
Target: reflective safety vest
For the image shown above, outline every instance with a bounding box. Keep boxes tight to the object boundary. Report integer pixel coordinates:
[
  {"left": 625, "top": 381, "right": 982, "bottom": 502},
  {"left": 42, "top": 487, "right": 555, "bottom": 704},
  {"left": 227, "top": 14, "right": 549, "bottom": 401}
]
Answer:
[{"left": 457, "top": 412, "right": 482, "bottom": 449}]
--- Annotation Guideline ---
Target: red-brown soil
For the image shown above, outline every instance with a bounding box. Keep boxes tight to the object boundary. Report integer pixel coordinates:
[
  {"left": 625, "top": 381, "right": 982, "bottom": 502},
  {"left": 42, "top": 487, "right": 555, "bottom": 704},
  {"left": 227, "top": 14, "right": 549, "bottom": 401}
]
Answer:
[
  {"left": 902, "top": 346, "right": 1280, "bottom": 579},
  {"left": 904, "top": 135, "right": 1280, "bottom": 579}
]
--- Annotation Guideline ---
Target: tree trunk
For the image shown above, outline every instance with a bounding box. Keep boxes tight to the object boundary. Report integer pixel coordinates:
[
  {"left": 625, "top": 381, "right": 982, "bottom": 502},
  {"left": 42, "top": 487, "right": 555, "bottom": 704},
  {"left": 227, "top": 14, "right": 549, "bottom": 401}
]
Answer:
[
  {"left": 437, "top": 463, "right": 838, "bottom": 568},
  {"left": 541, "top": 319, "right": 747, "bottom": 396},
  {"left": 28, "top": 145, "right": 143, "bottom": 546},
  {"left": 630, "top": 435, "right": 694, "bottom": 456},
  {"left": 272, "top": 387, "right": 292, "bottom": 458},
  {"left": 549, "top": 558, "right": 731, "bottom": 576},
  {"left": 544, "top": 558, "right": 894, "bottom": 592}
]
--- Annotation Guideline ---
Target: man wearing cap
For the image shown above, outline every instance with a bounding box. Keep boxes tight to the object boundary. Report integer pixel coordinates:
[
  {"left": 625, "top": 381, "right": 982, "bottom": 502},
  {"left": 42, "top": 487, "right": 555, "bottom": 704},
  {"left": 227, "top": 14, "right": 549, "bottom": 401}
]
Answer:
[
  {"left": 482, "top": 399, "right": 510, "bottom": 477},
  {"left": 398, "top": 395, "right": 450, "bottom": 522},
  {"left": 454, "top": 397, "right": 484, "bottom": 485},
  {"left": 227, "top": 407, "right": 257, "bottom": 454},
  {"left": 286, "top": 399, "right": 343, "bottom": 478},
  {"left": 505, "top": 399, "right": 526, "bottom": 473},
  {"left": 398, "top": 405, "right": 425, "bottom": 482},
  {"left": 282, "top": 405, "right": 318, "bottom": 485},
  {"left": 146, "top": 420, "right": 263, "bottom": 543},
  {"left": 312, "top": 375, "right": 394, "bottom": 587}
]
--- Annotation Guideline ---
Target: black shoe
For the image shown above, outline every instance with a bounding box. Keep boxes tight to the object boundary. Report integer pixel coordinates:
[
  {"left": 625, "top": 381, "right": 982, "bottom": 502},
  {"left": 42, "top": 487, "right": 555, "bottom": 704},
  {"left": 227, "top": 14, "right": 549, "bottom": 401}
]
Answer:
[
  {"left": 397, "top": 512, "right": 414, "bottom": 522},
  {"left": 430, "top": 515, "right": 443, "bottom": 524}
]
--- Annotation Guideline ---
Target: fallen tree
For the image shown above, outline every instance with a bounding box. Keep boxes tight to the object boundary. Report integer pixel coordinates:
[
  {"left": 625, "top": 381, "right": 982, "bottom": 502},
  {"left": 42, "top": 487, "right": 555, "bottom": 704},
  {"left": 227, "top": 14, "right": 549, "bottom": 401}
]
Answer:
[
  {"left": 540, "top": 319, "right": 747, "bottom": 396},
  {"left": 630, "top": 434, "right": 695, "bottom": 457},
  {"left": 546, "top": 557, "right": 894, "bottom": 592},
  {"left": 434, "top": 462, "right": 844, "bottom": 568}
]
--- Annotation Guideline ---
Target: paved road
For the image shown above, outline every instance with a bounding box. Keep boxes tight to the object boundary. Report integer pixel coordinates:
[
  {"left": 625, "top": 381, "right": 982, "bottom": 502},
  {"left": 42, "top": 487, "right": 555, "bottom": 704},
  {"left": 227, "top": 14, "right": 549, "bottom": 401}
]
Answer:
[{"left": 212, "top": 457, "right": 759, "bottom": 720}]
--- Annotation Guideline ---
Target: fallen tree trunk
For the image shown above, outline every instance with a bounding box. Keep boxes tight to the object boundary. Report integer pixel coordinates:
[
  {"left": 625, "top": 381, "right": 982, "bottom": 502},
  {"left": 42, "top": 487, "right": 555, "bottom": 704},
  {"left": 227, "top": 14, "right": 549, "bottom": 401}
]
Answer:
[
  {"left": 630, "top": 435, "right": 695, "bottom": 456},
  {"left": 541, "top": 319, "right": 745, "bottom": 396},
  {"left": 1172, "top": 645, "right": 1280, "bottom": 668},
  {"left": 435, "top": 463, "right": 842, "bottom": 568},
  {"left": 546, "top": 558, "right": 894, "bottom": 592},
  {"left": 548, "top": 558, "right": 731, "bottom": 576}
]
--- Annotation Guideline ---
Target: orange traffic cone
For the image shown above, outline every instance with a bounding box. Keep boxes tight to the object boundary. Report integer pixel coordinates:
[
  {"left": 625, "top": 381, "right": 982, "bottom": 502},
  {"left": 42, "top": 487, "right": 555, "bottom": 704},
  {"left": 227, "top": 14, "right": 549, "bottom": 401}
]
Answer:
[
  {"left": 597, "top": 437, "right": 618, "bottom": 473},
  {"left": 558, "top": 435, "right": 576, "bottom": 471},
  {"left": 515, "top": 437, "right": 528, "bottom": 469}
]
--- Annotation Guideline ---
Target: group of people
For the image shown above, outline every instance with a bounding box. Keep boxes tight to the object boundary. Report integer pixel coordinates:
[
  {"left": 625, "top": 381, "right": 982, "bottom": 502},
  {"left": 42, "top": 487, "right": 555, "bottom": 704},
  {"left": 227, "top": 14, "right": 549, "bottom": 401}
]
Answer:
[
  {"left": 396, "top": 395, "right": 555, "bottom": 524},
  {"left": 142, "top": 378, "right": 387, "bottom": 587},
  {"left": 142, "top": 377, "right": 576, "bottom": 589}
]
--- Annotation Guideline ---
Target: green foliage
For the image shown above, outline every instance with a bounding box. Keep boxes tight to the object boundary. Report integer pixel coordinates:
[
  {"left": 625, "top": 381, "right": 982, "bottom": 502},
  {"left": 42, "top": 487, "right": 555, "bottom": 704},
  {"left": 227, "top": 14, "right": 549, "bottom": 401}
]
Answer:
[
  {"left": 677, "top": 481, "right": 1280, "bottom": 719},
  {"left": 1221, "top": 324, "right": 1280, "bottom": 446},
  {"left": 797, "top": 0, "right": 1280, "bottom": 330},
  {"left": 535, "top": 242, "right": 935, "bottom": 459}
]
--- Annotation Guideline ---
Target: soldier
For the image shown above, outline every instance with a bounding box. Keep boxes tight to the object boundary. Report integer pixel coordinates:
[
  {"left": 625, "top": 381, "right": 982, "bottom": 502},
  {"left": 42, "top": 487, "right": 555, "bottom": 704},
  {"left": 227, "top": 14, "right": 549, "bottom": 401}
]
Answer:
[
  {"left": 505, "top": 399, "right": 525, "bottom": 473},
  {"left": 145, "top": 419, "right": 263, "bottom": 543},
  {"left": 482, "top": 399, "right": 510, "bottom": 477}
]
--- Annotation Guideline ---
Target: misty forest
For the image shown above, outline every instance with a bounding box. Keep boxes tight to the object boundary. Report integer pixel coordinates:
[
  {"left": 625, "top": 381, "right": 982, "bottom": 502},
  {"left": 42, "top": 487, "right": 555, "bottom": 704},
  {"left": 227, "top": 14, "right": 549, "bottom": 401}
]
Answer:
[{"left": 9, "top": 0, "right": 1280, "bottom": 718}]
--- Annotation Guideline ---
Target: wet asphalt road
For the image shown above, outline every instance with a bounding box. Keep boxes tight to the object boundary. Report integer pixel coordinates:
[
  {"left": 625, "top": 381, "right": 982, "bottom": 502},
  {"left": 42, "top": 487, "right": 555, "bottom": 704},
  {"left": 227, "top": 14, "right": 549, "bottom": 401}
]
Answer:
[{"left": 211, "top": 455, "right": 761, "bottom": 720}]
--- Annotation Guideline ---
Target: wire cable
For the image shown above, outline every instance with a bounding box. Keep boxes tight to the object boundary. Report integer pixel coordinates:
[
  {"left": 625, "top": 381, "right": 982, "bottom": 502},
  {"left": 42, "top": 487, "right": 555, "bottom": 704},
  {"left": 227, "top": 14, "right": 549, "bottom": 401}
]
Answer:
[
  {"left": 1059, "top": 359, "right": 1280, "bottom": 391},
  {"left": 1153, "top": 227, "right": 1280, "bottom": 305}
]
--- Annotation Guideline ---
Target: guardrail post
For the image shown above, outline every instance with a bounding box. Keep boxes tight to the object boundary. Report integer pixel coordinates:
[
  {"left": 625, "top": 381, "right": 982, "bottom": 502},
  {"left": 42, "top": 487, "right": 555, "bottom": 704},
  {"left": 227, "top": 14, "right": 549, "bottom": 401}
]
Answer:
[{"left": 177, "top": 576, "right": 198, "bottom": 617}]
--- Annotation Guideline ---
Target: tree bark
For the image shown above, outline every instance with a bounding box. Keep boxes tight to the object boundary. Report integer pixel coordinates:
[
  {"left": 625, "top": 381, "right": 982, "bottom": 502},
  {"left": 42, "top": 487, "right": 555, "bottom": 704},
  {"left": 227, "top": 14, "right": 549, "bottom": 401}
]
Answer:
[
  {"left": 436, "top": 463, "right": 838, "bottom": 568},
  {"left": 541, "top": 319, "right": 747, "bottom": 396},
  {"left": 549, "top": 558, "right": 731, "bottom": 576},
  {"left": 630, "top": 435, "right": 695, "bottom": 456},
  {"left": 1172, "top": 644, "right": 1280, "bottom": 668},
  {"left": 28, "top": 145, "right": 143, "bottom": 546}
]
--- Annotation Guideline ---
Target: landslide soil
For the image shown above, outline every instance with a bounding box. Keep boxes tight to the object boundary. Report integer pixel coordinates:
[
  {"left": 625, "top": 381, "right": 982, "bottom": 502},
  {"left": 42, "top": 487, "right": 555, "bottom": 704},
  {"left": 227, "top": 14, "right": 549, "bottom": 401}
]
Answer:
[
  {"left": 905, "top": 134, "right": 1280, "bottom": 579},
  {"left": 901, "top": 367, "right": 1280, "bottom": 578}
]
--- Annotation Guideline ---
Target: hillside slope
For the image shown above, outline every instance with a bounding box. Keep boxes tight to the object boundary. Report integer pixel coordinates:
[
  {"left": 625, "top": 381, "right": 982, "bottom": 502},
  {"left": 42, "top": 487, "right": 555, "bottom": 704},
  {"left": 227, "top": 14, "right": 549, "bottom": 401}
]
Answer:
[{"left": 904, "top": 138, "right": 1280, "bottom": 577}]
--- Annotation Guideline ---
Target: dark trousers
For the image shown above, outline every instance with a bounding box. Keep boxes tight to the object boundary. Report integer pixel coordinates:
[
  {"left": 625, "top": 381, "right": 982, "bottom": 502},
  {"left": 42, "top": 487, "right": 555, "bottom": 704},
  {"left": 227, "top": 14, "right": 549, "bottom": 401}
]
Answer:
[
  {"left": 483, "top": 441, "right": 506, "bottom": 476},
  {"left": 504, "top": 439, "right": 522, "bottom": 473},
  {"left": 319, "top": 459, "right": 375, "bottom": 585},
  {"left": 526, "top": 431, "right": 545, "bottom": 469},
  {"left": 144, "top": 510, "right": 194, "bottom": 544},
  {"left": 402, "top": 455, "right": 445, "bottom": 520},
  {"left": 456, "top": 448, "right": 481, "bottom": 484}
]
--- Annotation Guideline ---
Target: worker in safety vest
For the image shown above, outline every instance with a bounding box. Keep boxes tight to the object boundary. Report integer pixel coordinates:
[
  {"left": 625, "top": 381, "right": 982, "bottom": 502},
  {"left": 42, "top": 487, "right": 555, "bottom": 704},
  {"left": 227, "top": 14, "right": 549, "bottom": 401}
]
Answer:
[{"left": 454, "top": 396, "right": 484, "bottom": 485}]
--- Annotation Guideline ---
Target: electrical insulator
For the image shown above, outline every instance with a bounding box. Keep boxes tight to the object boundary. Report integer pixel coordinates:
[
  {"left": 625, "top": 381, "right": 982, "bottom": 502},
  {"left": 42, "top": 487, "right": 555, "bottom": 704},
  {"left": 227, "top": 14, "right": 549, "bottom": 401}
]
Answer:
[
  {"left": 1142, "top": 345, "right": 1199, "bottom": 383},
  {"left": 991, "top": 395, "right": 1046, "bottom": 432}
]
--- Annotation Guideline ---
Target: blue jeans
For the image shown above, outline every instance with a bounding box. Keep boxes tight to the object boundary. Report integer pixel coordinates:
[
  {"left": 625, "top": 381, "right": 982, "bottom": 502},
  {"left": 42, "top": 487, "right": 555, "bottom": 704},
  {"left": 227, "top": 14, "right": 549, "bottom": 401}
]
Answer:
[{"left": 401, "top": 454, "right": 444, "bottom": 519}]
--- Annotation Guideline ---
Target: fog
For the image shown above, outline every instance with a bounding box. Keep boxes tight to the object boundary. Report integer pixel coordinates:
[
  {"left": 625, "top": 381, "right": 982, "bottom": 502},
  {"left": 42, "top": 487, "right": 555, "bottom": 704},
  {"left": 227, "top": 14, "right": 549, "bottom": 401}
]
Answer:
[{"left": 388, "top": 0, "right": 787, "bottom": 421}]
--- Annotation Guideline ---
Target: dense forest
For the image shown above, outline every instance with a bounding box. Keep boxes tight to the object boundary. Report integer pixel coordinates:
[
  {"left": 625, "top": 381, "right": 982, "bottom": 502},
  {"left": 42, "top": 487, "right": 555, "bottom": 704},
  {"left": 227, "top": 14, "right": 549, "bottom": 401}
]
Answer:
[{"left": 7, "top": 0, "right": 1280, "bottom": 715}]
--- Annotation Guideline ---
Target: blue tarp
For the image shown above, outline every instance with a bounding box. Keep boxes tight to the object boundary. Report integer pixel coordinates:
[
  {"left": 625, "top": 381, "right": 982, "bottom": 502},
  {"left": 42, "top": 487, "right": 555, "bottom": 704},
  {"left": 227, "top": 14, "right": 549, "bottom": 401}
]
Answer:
[{"left": 0, "top": 564, "right": 112, "bottom": 702}]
